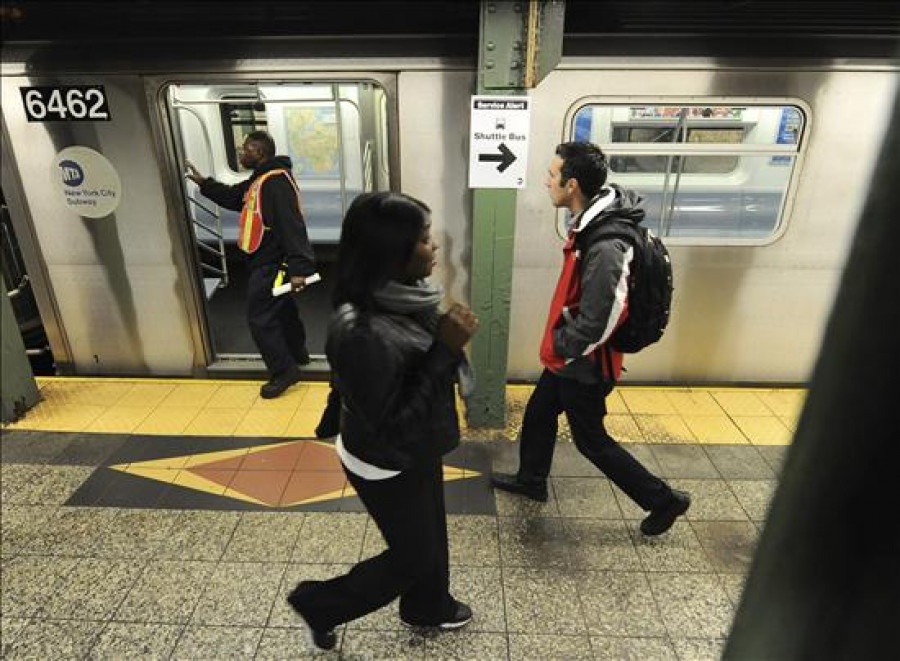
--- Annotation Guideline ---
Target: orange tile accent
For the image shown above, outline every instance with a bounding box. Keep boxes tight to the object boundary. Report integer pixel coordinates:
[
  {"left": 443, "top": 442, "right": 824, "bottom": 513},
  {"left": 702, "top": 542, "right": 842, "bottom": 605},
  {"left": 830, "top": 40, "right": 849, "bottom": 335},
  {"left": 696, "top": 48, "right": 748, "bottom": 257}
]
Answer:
[
  {"left": 185, "top": 468, "right": 236, "bottom": 494},
  {"left": 280, "top": 471, "right": 347, "bottom": 506},
  {"left": 240, "top": 441, "right": 305, "bottom": 471},
  {"left": 183, "top": 447, "right": 250, "bottom": 469},
  {"left": 226, "top": 470, "right": 293, "bottom": 506},
  {"left": 192, "top": 454, "right": 248, "bottom": 471},
  {"left": 297, "top": 442, "right": 343, "bottom": 472}
]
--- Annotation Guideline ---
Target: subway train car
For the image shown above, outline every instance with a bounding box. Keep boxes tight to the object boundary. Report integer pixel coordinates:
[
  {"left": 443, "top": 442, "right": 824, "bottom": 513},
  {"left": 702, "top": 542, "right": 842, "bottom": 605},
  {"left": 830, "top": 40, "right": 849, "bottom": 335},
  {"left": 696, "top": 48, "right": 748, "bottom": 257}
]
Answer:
[{"left": 1, "top": 4, "right": 897, "bottom": 385}]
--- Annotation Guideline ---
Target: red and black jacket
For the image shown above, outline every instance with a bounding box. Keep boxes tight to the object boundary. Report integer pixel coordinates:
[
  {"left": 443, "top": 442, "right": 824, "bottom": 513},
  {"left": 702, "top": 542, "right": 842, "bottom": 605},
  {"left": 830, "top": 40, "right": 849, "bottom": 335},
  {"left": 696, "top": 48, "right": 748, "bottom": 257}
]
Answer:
[{"left": 539, "top": 185, "right": 646, "bottom": 384}]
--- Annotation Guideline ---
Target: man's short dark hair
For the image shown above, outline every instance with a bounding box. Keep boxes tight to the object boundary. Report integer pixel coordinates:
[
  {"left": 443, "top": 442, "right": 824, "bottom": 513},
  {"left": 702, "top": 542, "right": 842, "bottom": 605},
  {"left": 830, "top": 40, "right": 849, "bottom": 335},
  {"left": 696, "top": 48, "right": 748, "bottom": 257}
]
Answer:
[
  {"left": 246, "top": 131, "right": 276, "bottom": 160},
  {"left": 555, "top": 142, "right": 608, "bottom": 199}
]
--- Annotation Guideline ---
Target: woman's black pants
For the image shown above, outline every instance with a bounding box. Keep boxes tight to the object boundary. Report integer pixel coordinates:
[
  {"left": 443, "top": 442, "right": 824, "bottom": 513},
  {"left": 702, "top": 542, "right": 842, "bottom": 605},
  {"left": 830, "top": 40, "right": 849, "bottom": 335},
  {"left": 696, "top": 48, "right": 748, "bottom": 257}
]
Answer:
[{"left": 292, "top": 460, "right": 456, "bottom": 631}]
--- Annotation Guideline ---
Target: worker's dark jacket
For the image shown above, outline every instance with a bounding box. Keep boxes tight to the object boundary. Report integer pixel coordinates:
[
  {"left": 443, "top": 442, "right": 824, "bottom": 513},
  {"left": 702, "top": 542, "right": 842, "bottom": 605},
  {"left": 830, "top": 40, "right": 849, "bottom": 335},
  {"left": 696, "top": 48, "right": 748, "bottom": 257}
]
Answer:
[{"left": 199, "top": 156, "right": 316, "bottom": 277}]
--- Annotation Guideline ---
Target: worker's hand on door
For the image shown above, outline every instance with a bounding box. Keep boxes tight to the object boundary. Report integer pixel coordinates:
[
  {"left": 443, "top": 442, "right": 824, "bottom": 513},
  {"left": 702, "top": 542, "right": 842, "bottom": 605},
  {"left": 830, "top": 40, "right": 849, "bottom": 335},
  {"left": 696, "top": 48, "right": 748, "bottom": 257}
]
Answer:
[{"left": 184, "top": 161, "right": 205, "bottom": 185}]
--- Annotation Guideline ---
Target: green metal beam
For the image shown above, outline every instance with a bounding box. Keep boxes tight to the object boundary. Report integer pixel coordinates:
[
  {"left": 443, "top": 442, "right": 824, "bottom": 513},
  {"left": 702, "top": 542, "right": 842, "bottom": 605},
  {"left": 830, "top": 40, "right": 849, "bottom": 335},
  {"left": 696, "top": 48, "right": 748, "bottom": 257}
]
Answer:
[
  {"left": 467, "top": 1, "right": 564, "bottom": 428},
  {"left": 1, "top": 276, "right": 40, "bottom": 423},
  {"left": 478, "top": 0, "right": 565, "bottom": 91},
  {"left": 468, "top": 188, "right": 518, "bottom": 427}
]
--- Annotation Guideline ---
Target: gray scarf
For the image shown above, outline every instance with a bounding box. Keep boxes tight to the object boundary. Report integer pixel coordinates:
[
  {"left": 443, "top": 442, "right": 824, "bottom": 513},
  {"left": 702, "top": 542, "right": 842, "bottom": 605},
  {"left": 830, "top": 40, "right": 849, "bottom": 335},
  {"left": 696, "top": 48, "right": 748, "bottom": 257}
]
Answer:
[{"left": 373, "top": 279, "right": 476, "bottom": 399}]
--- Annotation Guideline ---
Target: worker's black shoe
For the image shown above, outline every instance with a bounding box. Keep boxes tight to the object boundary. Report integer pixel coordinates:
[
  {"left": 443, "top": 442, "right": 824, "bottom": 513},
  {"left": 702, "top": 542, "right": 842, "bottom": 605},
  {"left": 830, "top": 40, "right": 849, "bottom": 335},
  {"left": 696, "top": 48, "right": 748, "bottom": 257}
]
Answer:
[
  {"left": 640, "top": 489, "right": 691, "bottom": 536},
  {"left": 401, "top": 600, "right": 473, "bottom": 630},
  {"left": 287, "top": 581, "right": 337, "bottom": 651},
  {"left": 260, "top": 367, "right": 302, "bottom": 399},
  {"left": 490, "top": 472, "right": 549, "bottom": 502}
]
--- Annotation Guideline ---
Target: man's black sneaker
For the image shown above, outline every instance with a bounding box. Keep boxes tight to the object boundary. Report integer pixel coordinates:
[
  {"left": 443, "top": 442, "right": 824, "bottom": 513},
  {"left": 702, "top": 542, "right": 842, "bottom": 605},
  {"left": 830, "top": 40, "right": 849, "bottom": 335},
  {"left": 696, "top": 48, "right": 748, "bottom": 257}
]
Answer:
[
  {"left": 640, "top": 489, "right": 691, "bottom": 536},
  {"left": 401, "top": 600, "right": 473, "bottom": 630},
  {"left": 260, "top": 367, "right": 302, "bottom": 399},
  {"left": 490, "top": 472, "right": 549, "bottom": 502},
  {"left": 287, "top": 582, "right": 337, "bottom": 651}
]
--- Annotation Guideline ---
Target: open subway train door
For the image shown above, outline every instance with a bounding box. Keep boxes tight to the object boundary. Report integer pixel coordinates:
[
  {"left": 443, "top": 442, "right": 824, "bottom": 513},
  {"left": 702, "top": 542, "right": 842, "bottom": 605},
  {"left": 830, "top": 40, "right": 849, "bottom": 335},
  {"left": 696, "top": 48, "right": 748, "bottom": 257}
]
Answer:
[{"left": 164, "top": 80, "right": 394, "bottom": 374}]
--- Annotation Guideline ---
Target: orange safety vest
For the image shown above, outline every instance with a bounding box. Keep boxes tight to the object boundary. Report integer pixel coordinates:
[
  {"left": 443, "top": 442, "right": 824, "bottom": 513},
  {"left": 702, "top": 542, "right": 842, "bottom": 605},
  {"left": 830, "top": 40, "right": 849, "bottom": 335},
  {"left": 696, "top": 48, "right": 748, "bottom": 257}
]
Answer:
[{"left": 238, "top": 169, "right": 302, "bottom": 254}]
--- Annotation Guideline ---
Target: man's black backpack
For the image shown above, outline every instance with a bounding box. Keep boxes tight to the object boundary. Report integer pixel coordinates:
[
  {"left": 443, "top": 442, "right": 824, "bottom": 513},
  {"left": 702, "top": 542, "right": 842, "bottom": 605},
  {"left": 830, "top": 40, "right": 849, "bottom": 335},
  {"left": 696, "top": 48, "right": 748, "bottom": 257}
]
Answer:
[{"left": 577, "top": 218, "right": 674, "bottom": 353}]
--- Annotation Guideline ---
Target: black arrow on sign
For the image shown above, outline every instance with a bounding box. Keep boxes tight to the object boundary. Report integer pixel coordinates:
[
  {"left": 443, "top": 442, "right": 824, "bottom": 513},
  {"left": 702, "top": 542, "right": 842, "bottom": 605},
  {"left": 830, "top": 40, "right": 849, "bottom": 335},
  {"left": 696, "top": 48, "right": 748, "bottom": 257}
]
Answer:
[{"left": 478, "top": 143, "right": 517, "bottom": 173}]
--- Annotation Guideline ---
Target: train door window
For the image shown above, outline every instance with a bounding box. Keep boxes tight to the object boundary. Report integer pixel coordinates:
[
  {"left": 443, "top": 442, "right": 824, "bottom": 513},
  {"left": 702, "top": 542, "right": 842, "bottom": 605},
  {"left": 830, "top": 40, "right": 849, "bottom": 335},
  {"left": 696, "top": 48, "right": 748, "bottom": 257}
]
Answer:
[
  {"left": 571, "top": 104, "right": 806, "bottom": 241},
  {"left": 220, "top": 100, "right": 268, "bottom": 172},
  {"left": 165, "top": 80, "right": 392, "bottom": 366}
]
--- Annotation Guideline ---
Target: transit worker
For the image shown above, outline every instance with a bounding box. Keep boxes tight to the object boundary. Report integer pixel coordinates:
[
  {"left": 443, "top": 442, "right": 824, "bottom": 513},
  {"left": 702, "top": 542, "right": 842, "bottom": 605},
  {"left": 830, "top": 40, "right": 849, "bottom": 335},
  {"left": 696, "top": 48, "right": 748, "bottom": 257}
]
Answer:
[
  {"left": 287, "top": 192, "right": 478, "bottom": 651},
  {"left": 186, "top": 131, "right": 315, "bottom": 399},
  {"left": 490, "top": 141, "right": 691, "bottom": 536}
]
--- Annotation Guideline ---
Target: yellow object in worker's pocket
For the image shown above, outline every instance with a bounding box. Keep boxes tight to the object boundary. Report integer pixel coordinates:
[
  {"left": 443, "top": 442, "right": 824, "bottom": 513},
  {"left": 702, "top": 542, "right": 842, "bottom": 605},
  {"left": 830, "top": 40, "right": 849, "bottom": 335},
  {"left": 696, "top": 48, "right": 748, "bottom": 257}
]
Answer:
[{"left": 273, "top": 264, "right": 288, "bottom": 288}]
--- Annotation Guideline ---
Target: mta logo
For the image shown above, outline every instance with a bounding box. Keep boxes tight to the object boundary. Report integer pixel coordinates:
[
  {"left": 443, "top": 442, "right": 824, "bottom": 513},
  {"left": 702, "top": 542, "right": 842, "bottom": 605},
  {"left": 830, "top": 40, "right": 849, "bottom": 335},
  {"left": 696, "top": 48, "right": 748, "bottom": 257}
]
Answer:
[{"left": 59, "top": 160, "right": 84, "bottom": 187}]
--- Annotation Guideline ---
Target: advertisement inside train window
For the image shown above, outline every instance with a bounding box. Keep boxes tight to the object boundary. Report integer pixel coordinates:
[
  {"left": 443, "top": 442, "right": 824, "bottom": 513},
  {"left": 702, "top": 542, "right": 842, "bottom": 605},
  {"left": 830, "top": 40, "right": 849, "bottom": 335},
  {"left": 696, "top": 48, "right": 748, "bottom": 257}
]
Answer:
[
  {"left": 571, "top": 103, "right": 806, "bottom": 240},
  {"left": 771, "top": 107, "right": 803, "bottom": 165},
  {"left": 627, "top": 106, "right": 745, "bottom": 121},
  {"left": 284, "top": 105, "right": 341, "bottom": 178}
]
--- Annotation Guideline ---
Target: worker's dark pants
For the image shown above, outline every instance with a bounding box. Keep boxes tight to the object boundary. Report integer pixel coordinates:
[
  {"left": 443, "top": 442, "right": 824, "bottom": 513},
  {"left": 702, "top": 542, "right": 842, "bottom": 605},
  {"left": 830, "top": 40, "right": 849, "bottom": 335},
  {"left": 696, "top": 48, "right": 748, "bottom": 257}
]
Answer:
[{"left": 247, "top": 264, "right": 308, "bottom": 377}]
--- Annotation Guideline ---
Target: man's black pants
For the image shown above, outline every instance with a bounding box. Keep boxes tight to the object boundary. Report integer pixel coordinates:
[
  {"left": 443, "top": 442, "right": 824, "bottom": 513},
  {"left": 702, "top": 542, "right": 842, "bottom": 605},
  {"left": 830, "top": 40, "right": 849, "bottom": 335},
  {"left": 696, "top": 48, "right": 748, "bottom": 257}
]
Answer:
[
  {"left": 247, "top": 264, "right": 308, "bottom": 377},
  {"left": 518, "top": 368, "right": 672, "bottom": 512},
  {"left": 293, "top": 461, "right": 456, "bottom": 631}
]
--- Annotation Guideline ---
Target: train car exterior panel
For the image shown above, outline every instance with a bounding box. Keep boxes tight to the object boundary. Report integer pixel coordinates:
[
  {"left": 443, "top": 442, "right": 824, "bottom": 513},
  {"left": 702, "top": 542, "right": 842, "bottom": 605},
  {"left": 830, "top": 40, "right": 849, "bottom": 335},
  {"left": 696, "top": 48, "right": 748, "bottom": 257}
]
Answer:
[
  {"left": 1, "top": 74, "right": 197, "bottom": 375},
  {"left": 398, "top": 70, "right": 476, "bottom": 308},
  {"left": 497, "top": 65, "right": 898, "bottom": 383},
  {"left": 1, "top": 52, "right": 896, "bottom": 384}
]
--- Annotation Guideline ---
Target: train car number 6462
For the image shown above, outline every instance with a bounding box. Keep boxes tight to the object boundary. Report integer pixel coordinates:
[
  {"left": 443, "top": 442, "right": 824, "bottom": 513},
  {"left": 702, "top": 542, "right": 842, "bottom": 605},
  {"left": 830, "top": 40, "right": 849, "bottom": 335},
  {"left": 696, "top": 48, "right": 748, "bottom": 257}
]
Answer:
[{"left": 20, "top": 85, "right": 111, "bottom": 122}]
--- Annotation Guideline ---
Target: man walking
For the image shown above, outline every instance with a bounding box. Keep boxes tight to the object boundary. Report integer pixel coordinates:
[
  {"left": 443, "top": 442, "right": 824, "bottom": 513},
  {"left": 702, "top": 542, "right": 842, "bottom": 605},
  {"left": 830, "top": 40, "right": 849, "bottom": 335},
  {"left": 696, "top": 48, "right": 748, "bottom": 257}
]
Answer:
[
  {"left": 187, "top": 131, "right": 316, "bottom": 398},
  {"left": 491, "top": 141, "right": 690, "bottom": 535}
]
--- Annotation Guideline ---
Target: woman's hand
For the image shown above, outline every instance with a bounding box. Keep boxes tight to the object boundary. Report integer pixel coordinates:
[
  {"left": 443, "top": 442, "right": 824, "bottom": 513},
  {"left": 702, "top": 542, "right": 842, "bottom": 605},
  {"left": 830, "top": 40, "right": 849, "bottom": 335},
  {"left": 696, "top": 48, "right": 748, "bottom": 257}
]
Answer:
[{"left": 436, "top": 303, "right": 479, "bottom": 352}]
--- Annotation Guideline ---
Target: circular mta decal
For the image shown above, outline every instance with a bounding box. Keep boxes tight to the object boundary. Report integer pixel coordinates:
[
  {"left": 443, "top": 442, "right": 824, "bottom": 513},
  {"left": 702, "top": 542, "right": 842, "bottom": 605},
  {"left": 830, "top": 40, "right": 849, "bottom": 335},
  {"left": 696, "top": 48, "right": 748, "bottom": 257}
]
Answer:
[{"left": 51, "top": 146, "right": 122, "bottom": 218}]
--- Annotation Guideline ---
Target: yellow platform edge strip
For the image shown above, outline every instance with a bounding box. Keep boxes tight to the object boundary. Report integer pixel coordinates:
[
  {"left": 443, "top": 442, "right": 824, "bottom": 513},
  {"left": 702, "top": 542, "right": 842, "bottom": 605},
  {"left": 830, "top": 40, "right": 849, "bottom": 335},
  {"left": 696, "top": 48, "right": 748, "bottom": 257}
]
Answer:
[{"left": 36, "top": 376, "right": 807, "bottom": 391}]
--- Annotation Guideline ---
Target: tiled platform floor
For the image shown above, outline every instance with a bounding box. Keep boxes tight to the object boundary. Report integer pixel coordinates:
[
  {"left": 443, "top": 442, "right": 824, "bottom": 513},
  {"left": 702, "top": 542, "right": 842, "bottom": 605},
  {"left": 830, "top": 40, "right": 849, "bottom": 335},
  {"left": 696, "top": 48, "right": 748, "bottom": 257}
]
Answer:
[
  {"left": 0, "top": 378, "right": 795, "bottom": 659},
  {"left": 3, "top": 378, "right": 803, "bottom": 445}
]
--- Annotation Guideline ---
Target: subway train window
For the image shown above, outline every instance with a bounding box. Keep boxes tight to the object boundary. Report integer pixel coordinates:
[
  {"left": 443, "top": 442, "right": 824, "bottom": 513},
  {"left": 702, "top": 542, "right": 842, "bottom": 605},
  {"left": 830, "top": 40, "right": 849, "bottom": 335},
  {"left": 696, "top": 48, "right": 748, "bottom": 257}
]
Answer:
[
  {"left": 572, "top": 104, "right": 806, "bottom": 241},
  {"left": 220, "top": 100, "right": 268, "bottom": 172},
  {"left": 609, "top": 126, "right": 744, "bottom": 174}
]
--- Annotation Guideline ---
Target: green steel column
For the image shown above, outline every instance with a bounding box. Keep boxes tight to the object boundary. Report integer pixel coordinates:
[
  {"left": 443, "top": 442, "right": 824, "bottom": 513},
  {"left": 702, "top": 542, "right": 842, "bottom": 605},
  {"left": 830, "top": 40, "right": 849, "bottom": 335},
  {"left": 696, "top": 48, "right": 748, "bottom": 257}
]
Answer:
[
  {"left": 468, "top": 187, "right": 518, "bottom": 427},
  {"left": 467, "top": 0, "right": 565, "bottom": 427},
  {"left": 1, "top": 276, "right": 40, "bottom": 423}
]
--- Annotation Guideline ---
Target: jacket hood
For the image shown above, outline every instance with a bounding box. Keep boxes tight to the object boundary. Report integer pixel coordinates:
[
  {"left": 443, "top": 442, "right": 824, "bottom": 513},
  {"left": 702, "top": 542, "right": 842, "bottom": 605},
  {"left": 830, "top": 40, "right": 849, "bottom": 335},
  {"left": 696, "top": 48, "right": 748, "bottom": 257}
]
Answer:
[
  {"left": 578, "top": 184, "right": 646, "bottom": 231},
  {"left": 254, "top": 155, "right": 294, "bottom": 175}
]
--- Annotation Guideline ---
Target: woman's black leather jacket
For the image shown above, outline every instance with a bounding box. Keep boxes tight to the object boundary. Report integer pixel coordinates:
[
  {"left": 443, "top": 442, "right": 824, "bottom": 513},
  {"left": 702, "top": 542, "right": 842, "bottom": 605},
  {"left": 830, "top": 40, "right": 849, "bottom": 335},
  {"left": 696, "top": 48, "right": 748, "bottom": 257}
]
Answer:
[{"left": 326, "top": 303, "right": 462, "bottom": 471}]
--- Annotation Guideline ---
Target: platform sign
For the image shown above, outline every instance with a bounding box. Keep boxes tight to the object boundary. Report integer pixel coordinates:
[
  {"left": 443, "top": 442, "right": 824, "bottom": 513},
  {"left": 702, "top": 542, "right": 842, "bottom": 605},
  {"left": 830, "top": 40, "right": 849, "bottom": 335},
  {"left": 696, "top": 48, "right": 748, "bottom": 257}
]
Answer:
[{"left": 468, "top": 96, "right": 531, "bottom": 189}]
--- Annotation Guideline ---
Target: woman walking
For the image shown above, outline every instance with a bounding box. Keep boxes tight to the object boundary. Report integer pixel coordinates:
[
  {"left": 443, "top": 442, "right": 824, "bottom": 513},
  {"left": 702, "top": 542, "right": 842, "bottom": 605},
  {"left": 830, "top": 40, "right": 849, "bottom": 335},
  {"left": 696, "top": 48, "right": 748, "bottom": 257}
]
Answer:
[{"left": 287, "top": 192, "right": 479, "bottom": 651}]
